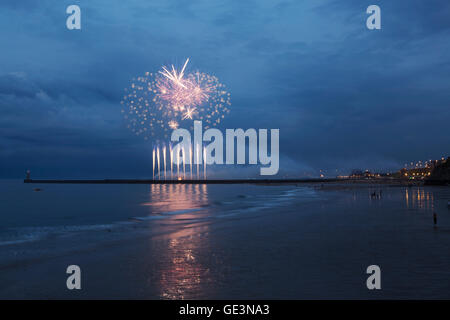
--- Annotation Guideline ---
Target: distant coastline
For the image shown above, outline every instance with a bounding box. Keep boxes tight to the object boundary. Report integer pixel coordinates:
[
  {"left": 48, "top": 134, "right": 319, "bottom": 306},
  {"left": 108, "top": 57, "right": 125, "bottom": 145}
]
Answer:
[
  {"left": 23, "top": 178, "right": 340, "bottom": 185},
  {"left": 23, "top": 178, "right": 448, "bottom": 186},
  {"left": 22, "top": 158, "right": 450, "bottom": 186}
]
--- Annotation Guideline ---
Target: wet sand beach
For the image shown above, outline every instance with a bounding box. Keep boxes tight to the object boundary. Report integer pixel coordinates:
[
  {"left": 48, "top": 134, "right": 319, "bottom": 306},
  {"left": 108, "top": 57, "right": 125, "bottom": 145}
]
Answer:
[{"left": 1, "top": 181, "right": 449, "bottom": 299}]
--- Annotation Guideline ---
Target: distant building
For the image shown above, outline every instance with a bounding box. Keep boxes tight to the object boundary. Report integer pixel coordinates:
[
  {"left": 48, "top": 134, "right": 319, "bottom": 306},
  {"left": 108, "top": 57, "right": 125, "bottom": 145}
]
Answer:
[
  {"left": 427, "top": 157, "right": 450, "bottom": 183},
  {"left": 350, "top": 169, "right": 364, "bottom": 178},
  {"left": 349, "top": 169, "right": 385, "bottom": 179},
  {"left": 399, "top": 167, "right": 431, "bottom": 180},
  {"left": 397, "top": 157, "right": 449, "bottom": 182}
]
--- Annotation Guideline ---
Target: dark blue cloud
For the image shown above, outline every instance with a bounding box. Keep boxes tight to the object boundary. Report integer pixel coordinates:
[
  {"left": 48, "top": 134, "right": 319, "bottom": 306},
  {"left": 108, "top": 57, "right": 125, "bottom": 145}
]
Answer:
[{"left": 1, "top": 0, "right": 449, "bottom": 178}]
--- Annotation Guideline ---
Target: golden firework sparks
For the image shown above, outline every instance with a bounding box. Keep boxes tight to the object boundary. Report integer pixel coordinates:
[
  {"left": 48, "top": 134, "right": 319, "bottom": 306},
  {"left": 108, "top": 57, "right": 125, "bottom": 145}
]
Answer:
[{"left": 121, "top": 58, "right": 231, "bottom": 139}]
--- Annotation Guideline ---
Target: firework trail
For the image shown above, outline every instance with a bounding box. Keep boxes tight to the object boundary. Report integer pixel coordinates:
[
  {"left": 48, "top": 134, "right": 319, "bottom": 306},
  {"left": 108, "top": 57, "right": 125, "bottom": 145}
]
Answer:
[
  {"left": 203, "top": 146, "right": 207, "bottom": 179},
  {"left": 163, "top": 146, "right": 167, "bottom": 180},
  {"left": 121, "top": 58, "right": 231, "bottom": 139},
  {"left": 157, "top": 147, "right": 160, "bottom": 179}
]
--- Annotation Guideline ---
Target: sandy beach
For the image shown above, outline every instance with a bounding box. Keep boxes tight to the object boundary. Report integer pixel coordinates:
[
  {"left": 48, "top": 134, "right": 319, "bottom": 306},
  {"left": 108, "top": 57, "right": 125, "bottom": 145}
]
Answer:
[{"left": 1, "top": 181, "right": 450, "bottom": 299}]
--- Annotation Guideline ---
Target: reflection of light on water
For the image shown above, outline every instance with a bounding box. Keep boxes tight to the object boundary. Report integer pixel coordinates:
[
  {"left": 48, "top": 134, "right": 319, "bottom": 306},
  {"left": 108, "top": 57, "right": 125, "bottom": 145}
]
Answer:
[
  {"left": 405, "top": 189, "right": 409, "bottom": 208},
  {"left": 146, "top": 184, "right": 212, "bottom": 299},
  {"left": 351, "top": 187, "right": 436, "bottom": 214},
  {"left": 405, "top": 187, "right": 434, "bottom": 212},
  {"left": 159, "top": 235, "right": 207, "bottom": 300},
  {"left": 146, "top": 184, "right": 208, "bottom": 212}
]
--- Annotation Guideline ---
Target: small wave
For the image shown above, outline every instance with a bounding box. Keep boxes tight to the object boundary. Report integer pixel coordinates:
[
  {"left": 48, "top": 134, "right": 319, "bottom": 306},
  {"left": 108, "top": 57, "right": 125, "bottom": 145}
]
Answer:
[
  {"left": 129, "top": 215, "right": 167, "bottom": 222},
  {"left": 216, "top": 187, "right": 320, "bottom": 218},
  {"left": 164, "top": 208, "right": 203, "bottom": 215},
  {"left": 130, "top": 208, "right": 204, "bottom": 221},
  {"left": 0, "top": 223, "right": 120, "bottom": 247},
  {"left": 0, "top": 236, "right": 41, "bottom": 247}
]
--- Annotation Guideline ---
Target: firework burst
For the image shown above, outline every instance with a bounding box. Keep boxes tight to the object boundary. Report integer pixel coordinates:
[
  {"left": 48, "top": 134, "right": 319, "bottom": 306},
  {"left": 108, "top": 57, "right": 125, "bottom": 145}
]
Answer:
[{"left": 121, "top": 58, "right": 231, "bottom": 139}]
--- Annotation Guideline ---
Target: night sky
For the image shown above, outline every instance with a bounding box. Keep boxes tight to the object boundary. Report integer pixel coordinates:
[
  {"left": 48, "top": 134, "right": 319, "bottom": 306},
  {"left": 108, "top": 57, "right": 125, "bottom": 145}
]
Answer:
[{"left": 1, "top": 0, "right": 449, "bottom": 178}]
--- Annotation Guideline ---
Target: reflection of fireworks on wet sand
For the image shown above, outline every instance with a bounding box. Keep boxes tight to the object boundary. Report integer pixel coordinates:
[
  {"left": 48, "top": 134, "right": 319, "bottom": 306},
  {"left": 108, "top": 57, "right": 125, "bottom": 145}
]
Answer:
[
  {"left": 121, "top": 58, "right": 231, "bottom": 139},
  {"left": 145, "top": 184, "right": 212, "bottom": 299}
]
